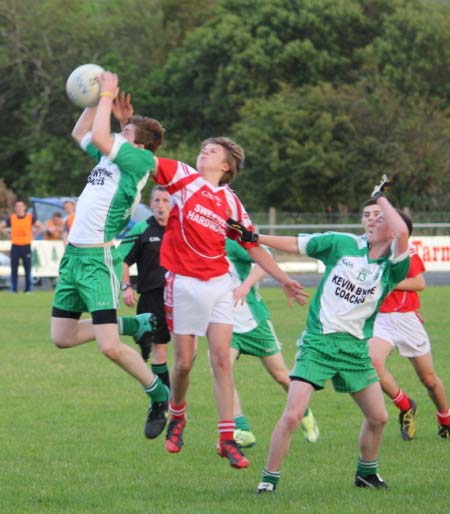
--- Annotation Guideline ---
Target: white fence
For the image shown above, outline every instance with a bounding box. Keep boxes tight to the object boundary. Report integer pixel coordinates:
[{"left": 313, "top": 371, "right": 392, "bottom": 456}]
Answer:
[{"left": 2, "top": 233, "right": 450, "bottom": 280}]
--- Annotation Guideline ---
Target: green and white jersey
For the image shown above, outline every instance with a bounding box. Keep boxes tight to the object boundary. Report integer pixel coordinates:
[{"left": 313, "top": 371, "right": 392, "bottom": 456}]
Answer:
[
  {"left": 299, "top": 232, "right": 410, "bottom": 340},
  {"left": 226, "top": 238, "right": 269, "bottom": 333},
  {"left": 69, "top": 132, "right": 154, "bottom": 244}
]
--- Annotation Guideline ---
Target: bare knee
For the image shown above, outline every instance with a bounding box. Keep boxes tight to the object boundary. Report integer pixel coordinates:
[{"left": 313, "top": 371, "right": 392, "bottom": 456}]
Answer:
[
  {"left": 367, "top": 409, "right": 389, "bottom": 429},
  {"left": 51, "top": 331, "right": 75, "bottom": 349},
  {"left": 281, "top": 409, "right": 304, "bottom": 432},
  {"left": 420, "top": 371, "right": 439, "bottom": 390},
  {"left": 99, "top": 343, "right": 121, "bottom": 362},
  {"left": 370, "top": 356, "right": 385, "bottom": 378},
  {"left": 174, "top": 357, "right": 194, "bottom": 376},
  {"left": 52, "top": 336, "right": 71, "bottom": 349},
  {"left": 210, "top": 354, "right": 231, "bottom": 376}
]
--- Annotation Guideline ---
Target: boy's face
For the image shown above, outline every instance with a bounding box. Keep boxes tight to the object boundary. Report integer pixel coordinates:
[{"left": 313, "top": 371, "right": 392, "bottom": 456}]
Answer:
[
  {"left": 121, "top": 123, "right": 137, "bottom": 145},
  {"left": 361, "top": 204, "right": 382, "bottom": 234},
  {"left": 362, "top": 204, "right": 392, "bottom": 244},
  {"left": 196, "top": 143, "right": 229, "bottom": 175}
]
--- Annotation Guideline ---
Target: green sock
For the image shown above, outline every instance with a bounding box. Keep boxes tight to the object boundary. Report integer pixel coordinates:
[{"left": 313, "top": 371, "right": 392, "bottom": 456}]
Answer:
[
  {"left": 118, "top": 316, "right": 138, "bottom": 336},
  {"left": 151, "top": 362, "right": 170, "bottom": 390},
  {"left": 234, "top": 415, "right": 251, "bottom": 431},
  {"left": 261, "top": 467, "right": 281, "bottom": 486},
  {"left": 144, "top": 376, "right": 168, "bottom": 403},
  {"left": 356, "top": 458, "right": 378, "bottom": 477}
]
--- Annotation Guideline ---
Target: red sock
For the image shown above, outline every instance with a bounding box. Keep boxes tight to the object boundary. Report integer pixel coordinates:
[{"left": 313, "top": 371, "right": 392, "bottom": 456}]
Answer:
[
  {"left": 437, "top": 409, "right": 450, "bottom": 426},
  {"left": 169, "top": 401, "right": 187, "bottom": 420},
  {"left": 218, "top": 420, "right": 235, "bottom": 442},
  {"left": 392, "top": 390, "right": 411, "bottom": 411}
]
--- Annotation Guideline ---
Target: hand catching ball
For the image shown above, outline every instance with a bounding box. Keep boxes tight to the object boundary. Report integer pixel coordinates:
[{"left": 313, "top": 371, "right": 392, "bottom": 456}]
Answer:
[{"left": 65, "top": 64, "right": 105, "bottom": 108}]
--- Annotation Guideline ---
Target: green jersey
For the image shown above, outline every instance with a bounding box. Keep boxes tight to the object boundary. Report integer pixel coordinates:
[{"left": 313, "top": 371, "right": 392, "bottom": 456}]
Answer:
[
  {"left": 69, "top": 132, "right": 154, "bottom": 244},
  {"left": 226, "top": 238, "right": 269, "bottom": 333},
  {"left": 299, "top": 232, "right": 410, "bottom": 340}
]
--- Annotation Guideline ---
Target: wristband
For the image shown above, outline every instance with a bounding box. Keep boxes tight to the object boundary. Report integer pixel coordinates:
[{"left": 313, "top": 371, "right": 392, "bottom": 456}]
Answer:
[
  {"left": 100, "top": 91, "right": 115, "bottom": 98},
  {"left": 372, "top": 192, "right": 385, "bottom": 201}
]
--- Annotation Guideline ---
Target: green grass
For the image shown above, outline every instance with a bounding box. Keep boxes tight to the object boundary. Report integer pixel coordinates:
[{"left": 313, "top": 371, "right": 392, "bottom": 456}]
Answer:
[{"left": 1, "top": 287, "right": 449, "bottom": 514}]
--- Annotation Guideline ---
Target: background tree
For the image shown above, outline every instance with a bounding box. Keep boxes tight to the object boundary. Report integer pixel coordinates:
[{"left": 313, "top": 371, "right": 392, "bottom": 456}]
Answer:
[{"left": 0, "top": 0, "right": 216, "bottom": 201}]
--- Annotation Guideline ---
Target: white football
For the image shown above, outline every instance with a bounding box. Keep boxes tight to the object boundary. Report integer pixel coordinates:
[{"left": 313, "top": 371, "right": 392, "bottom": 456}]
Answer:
[{"left": 65, "top": 64, "right": 105, "bottom": 108}]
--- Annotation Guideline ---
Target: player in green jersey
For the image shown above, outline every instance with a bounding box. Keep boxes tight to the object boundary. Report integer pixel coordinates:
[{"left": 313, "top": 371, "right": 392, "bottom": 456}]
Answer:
[
  {"left": 51, "top": 71, "right": 169, "bottom": 440},
  {"left": 229, "top": 176, "right": 410, "bottom": 491}
]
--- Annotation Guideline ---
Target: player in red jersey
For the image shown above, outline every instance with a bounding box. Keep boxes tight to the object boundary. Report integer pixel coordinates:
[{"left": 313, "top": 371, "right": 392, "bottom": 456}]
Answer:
[
  {"left": 363, "top": 200, "right": 450, "bottom": 440},
  {"left": 151, "top": 138, "right": 309, "bottom": 468}
]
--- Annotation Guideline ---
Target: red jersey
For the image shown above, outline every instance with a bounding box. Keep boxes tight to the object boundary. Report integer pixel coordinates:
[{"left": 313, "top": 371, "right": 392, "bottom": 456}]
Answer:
[
  {"left": 379, "top": 250, "right": 425, "bottom": 313},
  {"left": 154, "top": 158, "right": 258, "bottom": 280}
]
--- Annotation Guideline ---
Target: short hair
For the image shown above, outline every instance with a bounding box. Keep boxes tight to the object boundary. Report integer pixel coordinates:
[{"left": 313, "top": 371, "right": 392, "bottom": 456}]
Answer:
[
  {"left": 201, "top": 137, "right": 245, "bottom": 186},
  {"left": 129, "top": 115, "right": 165, "bottom": 153},
  {"left": 52, "top": 211, "right": 63, "bottom": 218},
  {"left": 362, "top": 198, "right": 377, "bottom": 209},
  {"left": 150, "top": 185, "right": 167, "bottom": 199}
]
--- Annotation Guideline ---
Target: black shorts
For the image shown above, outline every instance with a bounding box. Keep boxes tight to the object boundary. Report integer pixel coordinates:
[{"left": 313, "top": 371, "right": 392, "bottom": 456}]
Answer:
[{"left": 137, "top": 288, "right": 170, "bottom": 344}]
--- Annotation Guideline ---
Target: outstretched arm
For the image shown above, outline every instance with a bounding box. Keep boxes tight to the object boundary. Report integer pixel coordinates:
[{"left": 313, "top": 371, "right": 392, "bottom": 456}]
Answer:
[
  {"left": 247, "top": 245, "right": 309, "bottom": 306},
  {"left": 226, "top": 218, "right": 300, "bottom": 253},
  {"left": 257, "top": 234, "right": 300, "bottom": 254}
]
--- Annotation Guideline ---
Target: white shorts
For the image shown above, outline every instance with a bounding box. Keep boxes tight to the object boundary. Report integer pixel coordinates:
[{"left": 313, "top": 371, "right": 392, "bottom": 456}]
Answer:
[
  {"left": 373, "top": 311, "right": 431, "bottom": 358},
  {"left": 165, "top": 272, "right": 233, "bottom": 336}
]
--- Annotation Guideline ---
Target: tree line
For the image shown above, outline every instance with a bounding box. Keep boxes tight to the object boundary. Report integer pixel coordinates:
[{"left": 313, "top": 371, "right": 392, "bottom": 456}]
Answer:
[{"left": 1, "top": 0, "right": 450, "bottom": 216}]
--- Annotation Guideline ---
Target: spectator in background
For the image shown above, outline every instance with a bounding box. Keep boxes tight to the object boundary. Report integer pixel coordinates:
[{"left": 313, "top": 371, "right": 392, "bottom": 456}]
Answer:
[
  {"left": 0, "top": 200, "right": 42, "bottom": 293},
  {"left": 63, "top": 200, "right": 76, "bottom": 243},
  {"left": 44, "top": 212, "right": 64, "bottom": 240}
]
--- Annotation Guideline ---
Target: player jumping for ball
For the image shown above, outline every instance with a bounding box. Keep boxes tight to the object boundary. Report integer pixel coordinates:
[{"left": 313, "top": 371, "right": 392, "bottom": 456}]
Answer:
[
  {"left": 150, "top": 138, "right": 309, "bottom": 469},
  {"left": 51, "top": 71, "right": 169, "bottom": 439}
]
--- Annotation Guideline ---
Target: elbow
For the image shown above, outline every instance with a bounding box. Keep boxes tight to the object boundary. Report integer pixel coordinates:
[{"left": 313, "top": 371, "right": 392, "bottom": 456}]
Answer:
[
  {"left": 71, "top": 129, "right": 81, "bottom": 143},
  {"left": 416, "top": 279, "right": 426, "bottom": 291},
  {"left": 91, "top": 134, "right": 101, "bottom": 148}
]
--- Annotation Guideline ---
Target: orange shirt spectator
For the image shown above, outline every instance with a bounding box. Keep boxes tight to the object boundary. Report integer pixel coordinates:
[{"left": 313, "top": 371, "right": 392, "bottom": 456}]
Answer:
[
  {"left": 44, "top": 212, "right": 64, "bottom": 240},
  {"left": 0, "top": 200, "right": 42, "bottom": 292}
]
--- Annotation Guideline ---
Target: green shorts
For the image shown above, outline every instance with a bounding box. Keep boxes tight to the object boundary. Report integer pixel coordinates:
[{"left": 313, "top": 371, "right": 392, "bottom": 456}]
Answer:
[
  {"left": 290, "top": 331, "right": 379, "bottom": 393},
  {"left": 52, "top": 244, "right": 122, "bottom": 314},
  {"left": 231, "top": 319, "right": 281, "bottom": 357}
]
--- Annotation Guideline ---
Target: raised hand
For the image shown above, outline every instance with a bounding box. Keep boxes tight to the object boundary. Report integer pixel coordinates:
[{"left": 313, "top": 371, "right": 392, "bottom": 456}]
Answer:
[
  {"left": 112, "top": 91, "right": 134, "bottom": 129},
  {"left": 371, "top": 174, "right": 392, "bottom": 199}
]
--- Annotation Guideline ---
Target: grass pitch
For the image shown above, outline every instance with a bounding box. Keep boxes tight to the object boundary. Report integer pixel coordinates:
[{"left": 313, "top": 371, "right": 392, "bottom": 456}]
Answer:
[{"left": 0, "top": 287, "right": 448, "bottom": 514}]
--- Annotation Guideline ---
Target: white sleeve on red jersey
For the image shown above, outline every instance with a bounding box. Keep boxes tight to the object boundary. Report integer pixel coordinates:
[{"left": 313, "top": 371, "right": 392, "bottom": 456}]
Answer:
[{"left": 154, "top": 158, "right": 198, "bottom": 193}]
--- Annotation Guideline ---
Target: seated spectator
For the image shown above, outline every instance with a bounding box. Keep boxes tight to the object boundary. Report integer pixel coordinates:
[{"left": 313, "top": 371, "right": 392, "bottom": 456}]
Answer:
[{"left": 44, "top": 212, "right": 64, "bottom": 240}]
